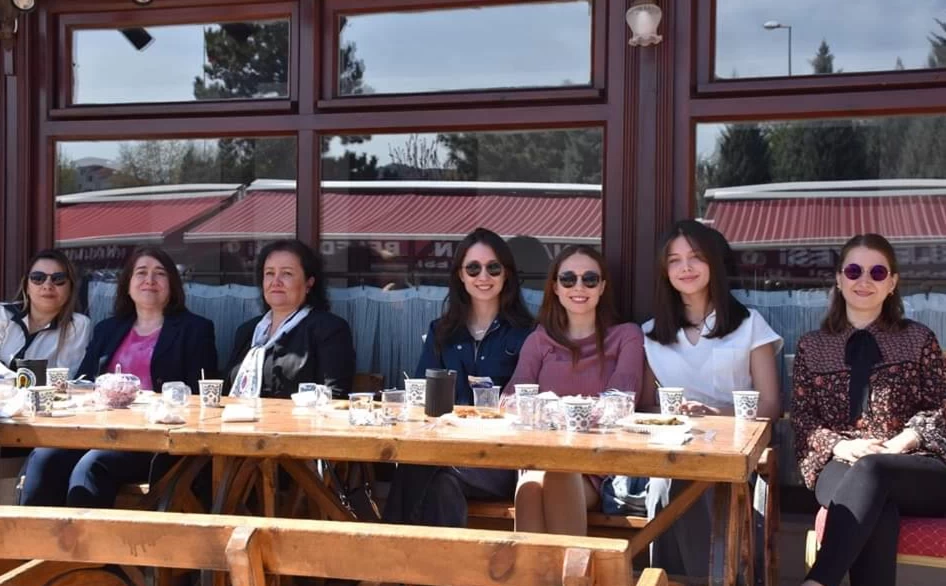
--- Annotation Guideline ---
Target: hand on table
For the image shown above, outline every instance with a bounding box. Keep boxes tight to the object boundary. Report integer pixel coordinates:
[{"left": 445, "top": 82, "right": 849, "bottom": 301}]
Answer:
[{"left": 679, "top": 400, "right": 721, "bottom": 416}]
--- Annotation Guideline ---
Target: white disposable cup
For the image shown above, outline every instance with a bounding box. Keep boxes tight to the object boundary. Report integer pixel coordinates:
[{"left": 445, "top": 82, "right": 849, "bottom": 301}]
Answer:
[
  {"left": 199, "top": 379, "right": 224, "bottom": 408},
  {"left": 732, "top": 390, "right": 761, "bottom": 421},
  {"left": 658, "top": 387, "right": 685, "bottom": 415}
]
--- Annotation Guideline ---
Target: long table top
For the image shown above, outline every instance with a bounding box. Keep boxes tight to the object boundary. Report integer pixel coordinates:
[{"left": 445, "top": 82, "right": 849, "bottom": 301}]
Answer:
[{"left": 0, "top": 398, "right": 770, "bottom": 483}]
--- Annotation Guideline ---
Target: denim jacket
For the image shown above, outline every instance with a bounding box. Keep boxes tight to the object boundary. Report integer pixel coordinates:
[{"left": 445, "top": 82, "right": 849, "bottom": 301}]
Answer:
[{"left": 415, "top": 317, "right": 533, "bottom": 406}]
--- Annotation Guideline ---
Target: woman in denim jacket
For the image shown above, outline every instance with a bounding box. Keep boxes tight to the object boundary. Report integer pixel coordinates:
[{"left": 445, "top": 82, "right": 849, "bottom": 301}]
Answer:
[{"left": 383, "top": 228, "right": 534, "bottom": 527}]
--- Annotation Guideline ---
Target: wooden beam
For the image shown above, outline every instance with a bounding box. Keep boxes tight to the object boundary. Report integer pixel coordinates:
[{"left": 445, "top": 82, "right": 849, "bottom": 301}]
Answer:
[
  {"left": 628, "top": 481, "right": 711, "bottom": 557},
  {"left": 226, "top": 527, "right": 267, "bottom": 586},
  {"left": 562, "top": 548, "right": 592, "bottom": 586},
  {"left": 0, "top": 507, "right": 631, "bottom": 586}
]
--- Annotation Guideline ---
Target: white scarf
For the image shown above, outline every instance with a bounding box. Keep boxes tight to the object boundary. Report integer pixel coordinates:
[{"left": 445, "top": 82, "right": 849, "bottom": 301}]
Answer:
[{"left": 232, "top": 307, "right": 311, "bottom": 398}]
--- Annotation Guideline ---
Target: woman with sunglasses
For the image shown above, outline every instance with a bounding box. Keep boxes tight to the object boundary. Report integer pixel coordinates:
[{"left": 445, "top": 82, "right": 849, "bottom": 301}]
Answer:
[
  {"left": 19, "top": 247, "right": 218, "bottom": 508},
  {"left": 636, "top": 220, "right": 781, "bottom": 577},
  {"left": 795, "top": 234, "right": 946, "bottom": 586},
  {"left": 507, "top": 245, "right": 643, "bottom": 535},
  {"left": 0, "top": 249, "right": 90, "bottom": 378},
  {"left": 384, "top": 228, "right": 534, "bottom": 527}
]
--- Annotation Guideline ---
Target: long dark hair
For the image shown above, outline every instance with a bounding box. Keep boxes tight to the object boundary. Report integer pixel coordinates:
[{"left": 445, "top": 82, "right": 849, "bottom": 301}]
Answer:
[
  {"left": 255, "top": 239, "right": 329, "bottom": 312},
  {"left": 648, "top": 220, "right": 749, "bottom": 345},
  {"left": 537, "top": 245, "right": 618, "bottom": 364},
  {"left": 16, "top": 248, "right": 79, "bottom": 350},
  {"left": 822, "top": 233, "right": 906, "bottom": 334},
  {"left": 434, "top": 228, "right": 533, "bottom": 353},
  {"left": 114, "top": 247, "right": 187, "bottom": 319}
]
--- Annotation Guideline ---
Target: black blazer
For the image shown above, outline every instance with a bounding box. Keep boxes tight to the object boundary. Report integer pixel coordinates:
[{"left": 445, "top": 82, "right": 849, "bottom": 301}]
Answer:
[
  {"left": 225, "top": 310, "right": 355, "bottom": 399},
  {"left": 77, "top": 310, "right": 218, "bottom": 391}
]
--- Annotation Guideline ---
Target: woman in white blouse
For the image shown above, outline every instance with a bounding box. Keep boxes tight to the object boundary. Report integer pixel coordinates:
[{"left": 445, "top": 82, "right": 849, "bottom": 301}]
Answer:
[
  {"left": 0, "top": 249, "right": 91, "bottom": 378},
  {"left": 637, "top": 220, "right": 781, "bottom": 577}
]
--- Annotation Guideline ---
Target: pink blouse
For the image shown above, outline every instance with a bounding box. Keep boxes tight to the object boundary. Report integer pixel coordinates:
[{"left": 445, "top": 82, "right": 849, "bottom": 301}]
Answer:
[
  {"left": 506, "top": 323, "right": 644, "bottom": 397},
  {"left": 106, "top": 328, "right": 161, "bottom": 391}
]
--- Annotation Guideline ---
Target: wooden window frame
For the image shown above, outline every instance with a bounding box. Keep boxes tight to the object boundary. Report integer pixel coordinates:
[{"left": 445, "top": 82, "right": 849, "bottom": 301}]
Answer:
[
  {"left": 51, "top": 1, "right": 299, "bottom": 119},
  {"left": 316, "top": 0, "right": 606, "bottom": 110},
  {"left": 694, "top": 0, "right": 946, "bottom": 99}
]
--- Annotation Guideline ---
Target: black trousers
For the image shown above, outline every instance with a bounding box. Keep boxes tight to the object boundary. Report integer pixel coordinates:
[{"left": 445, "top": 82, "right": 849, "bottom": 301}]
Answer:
[{"left": 807, "top": 454, "right": 946, "bottom": 586}]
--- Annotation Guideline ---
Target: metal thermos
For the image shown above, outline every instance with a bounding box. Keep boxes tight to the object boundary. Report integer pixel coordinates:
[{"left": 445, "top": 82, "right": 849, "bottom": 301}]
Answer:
[{"left": 424, "top": 368, "right": 456, "bottom": 417}]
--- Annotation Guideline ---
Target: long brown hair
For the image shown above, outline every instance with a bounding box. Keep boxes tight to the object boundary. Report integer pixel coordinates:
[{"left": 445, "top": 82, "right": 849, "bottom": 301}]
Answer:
[
  {"left": 537, "top": 245, "right": 618, "bottom": 364},
  {"left": 822, "top": 233, "right": 906, "bottom": 334},
  {"left": 114, "top": 247, "right": 187, "bottom": 319},
  {"left": 435, "top": 228, "right": 533, "bottom": 354},
  {"left": 648, "top": 220, "right": 749, "bottom": 345},
  {"left": 16, "top": 249, "right": 79, "bottom": 351}
]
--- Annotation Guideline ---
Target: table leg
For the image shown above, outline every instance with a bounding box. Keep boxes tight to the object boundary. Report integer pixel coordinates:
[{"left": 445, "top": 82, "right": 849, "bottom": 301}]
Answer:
[{"left": 709, "top": 482, "right": 748, "bottom": 586}]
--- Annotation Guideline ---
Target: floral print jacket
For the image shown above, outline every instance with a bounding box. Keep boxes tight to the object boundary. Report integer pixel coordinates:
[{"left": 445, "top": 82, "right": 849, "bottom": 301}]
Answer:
[{"left": 791, "top": 320, "right": 946, "bottom": 490}]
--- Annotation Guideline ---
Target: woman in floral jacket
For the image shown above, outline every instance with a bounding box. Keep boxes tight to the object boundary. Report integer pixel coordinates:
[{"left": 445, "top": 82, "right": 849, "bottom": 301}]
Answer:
[{"left": 793, "top": 233, "right": 946, "bottom": 586}]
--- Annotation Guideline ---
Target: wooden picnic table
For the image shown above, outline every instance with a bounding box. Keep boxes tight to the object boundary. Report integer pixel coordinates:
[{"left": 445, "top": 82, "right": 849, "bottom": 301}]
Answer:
[{"left": 0, "top": 398, "right": 771, "bottom": 586}]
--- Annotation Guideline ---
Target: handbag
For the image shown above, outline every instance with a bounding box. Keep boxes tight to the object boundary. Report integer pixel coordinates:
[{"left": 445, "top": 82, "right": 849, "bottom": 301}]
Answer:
[{"left": 324, "top": 461, "right": 381, "bottom": 521}]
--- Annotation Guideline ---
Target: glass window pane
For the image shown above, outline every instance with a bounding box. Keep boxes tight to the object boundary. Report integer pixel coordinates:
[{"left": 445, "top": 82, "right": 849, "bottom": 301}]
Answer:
[
  {"left": 715, "top": 1, "right": 946, "bottom": 79},
  {"left": 72, "top": 20, "right": 290, "bottom": 104},
  {"left": 695, "top": 116, "right": 946, "bottom": 290},
  {"left": 57, "top": 137, "right": 295, "bottom": 368},
  {"left": 319, "top": 129, "right": 603, "bottom": 292},
  {"left": 337, "top": 1, "right": 592, "bottom": 96}
]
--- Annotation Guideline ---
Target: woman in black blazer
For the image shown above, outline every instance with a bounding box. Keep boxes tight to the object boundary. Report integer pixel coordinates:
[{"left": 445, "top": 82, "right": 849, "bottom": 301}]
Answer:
[
  {"left": 226, "top": 239, "right": 354, "bottom": 399},
  {"left": 19, "top": 247, "right": 217, "bottom": 508}
]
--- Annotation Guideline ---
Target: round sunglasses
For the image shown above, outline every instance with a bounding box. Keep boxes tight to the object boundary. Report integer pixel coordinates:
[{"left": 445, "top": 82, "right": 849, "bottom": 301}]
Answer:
[
  {"left": 28, "top": 271, "right": 69, "bottom": 287},
  {"left": 464, "top": 261, "right": 503, "bottom": 278},
  {"left": 557, "top": 270, "right": 601, "bottom": 289},
  {"left": 842, "top": 263, "right": 890, "bottom": 282}
]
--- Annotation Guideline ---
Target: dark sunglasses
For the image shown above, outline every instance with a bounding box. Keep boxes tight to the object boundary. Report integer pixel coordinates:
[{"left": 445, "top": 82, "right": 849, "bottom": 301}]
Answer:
[
  {"left": 842, "top": 263, "right": 890, "bottom": 282},
  {"left": 28, "top": 271, "right": 68, "bottom": 287},
  {"left": 464, "top": 261, "right": 503, "bottom": 278},
  {"left": 557, "top": 270, "right": 601, "bottom": 289}
]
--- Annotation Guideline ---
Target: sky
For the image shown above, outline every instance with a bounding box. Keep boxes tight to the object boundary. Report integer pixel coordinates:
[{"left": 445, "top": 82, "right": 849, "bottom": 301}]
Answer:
[{"left": 62, "top": 0, "right": 946, "bottom": 165}]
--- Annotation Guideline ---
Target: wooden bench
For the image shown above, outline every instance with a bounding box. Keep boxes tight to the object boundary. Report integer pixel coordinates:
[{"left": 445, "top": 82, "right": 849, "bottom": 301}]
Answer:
[
  {"left": 0, "top": 505, "right": 668, "bottom": 586},
  {"left": 806, "top": 507, "right": 946, "bottom": 571}
]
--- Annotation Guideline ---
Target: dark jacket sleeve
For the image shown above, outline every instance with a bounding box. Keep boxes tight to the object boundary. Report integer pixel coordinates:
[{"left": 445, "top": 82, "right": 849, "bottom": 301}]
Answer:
[
  {"left": 182, "top": 315, "right": 218, "bottom": 390},
  {"left": 224, "top": 318, "right": 257, "bottom": 395},
  {"left": 414, "top": 320, "right": 441, "bottom": 378},
  {"left": 76, "top": 319, "right": 114, "bottom": 380},
  {"left": 313, "top": 313, "right": 356, "bottom": 398}
]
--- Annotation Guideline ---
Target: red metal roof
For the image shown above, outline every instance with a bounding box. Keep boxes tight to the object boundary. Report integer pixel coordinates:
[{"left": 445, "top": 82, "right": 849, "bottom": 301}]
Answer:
[
  {"left": 185, "top": 190, "right": 601, "bottom": 242},
  {"left": 56, "top": 197, "right": 227, "bottom": 246},
  {"left": 705, "top": 195, "right": 946, "bottom": 249}
]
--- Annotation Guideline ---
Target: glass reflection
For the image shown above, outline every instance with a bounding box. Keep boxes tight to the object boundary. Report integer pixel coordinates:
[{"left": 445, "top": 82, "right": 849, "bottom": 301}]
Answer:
[
  {"left": 695, "top": 116, "right": 946, "bottom": 290},
  {"left": 319, "top": 129, "right": 603, "bottom": 290},
  {"left": 338, "top": 1, "right": 592, "bottom": 95},
  {"left": 716, "top": 0, "right": 946, "bottom": 79},
  {"left": 72, "top": 20, "right": 290, "bottom": 104}
]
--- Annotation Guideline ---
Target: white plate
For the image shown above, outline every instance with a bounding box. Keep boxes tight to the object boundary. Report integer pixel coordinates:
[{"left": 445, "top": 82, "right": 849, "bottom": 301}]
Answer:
[
  {"left": 618, "top": 414, "right": 692, "bottom": 435},
  {"left": 440, "top": 412, "right": 515, "bottom": 428}
]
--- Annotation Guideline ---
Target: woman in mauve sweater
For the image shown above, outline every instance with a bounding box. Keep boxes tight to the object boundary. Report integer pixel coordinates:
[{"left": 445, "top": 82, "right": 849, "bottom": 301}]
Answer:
[{"left": 506, "top": 245, "right": 644, "bottom": 535}]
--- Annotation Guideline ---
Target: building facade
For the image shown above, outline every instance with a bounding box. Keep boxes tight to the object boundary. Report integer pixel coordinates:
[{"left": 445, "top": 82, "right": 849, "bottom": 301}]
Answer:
[{"left": 2, "top": 0, "right": 946, "bottom": 389}]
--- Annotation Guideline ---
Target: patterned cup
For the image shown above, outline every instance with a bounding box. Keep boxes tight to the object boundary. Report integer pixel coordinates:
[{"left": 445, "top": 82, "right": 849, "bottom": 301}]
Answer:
[
  {"left": 28, "top": 385, "right": 56, "bottom": 417},
  {"left": 46, "top": 368, "right": 70, "bottom": 393},
  {"left": 658, "top": 387, "right": 685, "bottom": 415},
  {"left": 405, "top": 378, "right": 426, "bottom": 420},
  {"left": 562, "top": 397, "right": 595, "bottom": 432},
  {"left": 199, "top": 379, "right": 224, "bottom": 408},
  {"left": 732, "top": 390, "right": 760, "bottom": 421}
]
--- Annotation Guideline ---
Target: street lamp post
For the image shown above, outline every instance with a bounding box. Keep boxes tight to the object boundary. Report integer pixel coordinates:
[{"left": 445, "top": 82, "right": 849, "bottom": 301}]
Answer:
[{"left": 763, "top": 20, "right": 792, "bottom": 76}]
